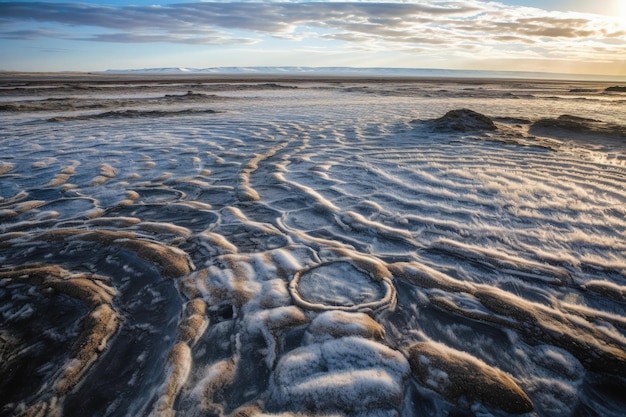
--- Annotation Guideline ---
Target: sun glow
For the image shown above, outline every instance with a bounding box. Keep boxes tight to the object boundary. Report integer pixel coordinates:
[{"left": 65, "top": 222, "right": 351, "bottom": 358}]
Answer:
[{"left": 617, "top": 1, "right": 626, "bottom": 18}]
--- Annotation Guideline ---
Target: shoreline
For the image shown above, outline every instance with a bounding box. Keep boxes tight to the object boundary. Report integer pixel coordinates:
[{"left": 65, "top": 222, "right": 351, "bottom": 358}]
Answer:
[{"left": 1, "top": 71, "right": 624, "bottom": 87}]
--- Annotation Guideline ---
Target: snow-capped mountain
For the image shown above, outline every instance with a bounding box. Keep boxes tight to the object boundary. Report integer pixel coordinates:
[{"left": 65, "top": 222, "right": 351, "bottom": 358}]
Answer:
[{"left": 102, "top": 66, "right": 624, "bottom": 81}]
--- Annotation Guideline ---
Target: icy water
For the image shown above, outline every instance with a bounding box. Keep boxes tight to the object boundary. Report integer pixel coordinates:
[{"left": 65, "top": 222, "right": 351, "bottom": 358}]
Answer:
[{"left": 1, "top": 76, "right": 626, "bottom": 417}]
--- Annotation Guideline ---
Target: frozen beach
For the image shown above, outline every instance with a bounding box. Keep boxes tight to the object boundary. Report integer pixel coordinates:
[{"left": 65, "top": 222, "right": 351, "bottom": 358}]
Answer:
[{"left": 1, "top": 73, "right": 626, "bottom": 417}]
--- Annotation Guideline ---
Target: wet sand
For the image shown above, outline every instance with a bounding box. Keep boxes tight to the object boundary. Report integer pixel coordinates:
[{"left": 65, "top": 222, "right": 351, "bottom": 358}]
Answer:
[{"left": 1, "top": 72, "right": 626, "bottom": 417}]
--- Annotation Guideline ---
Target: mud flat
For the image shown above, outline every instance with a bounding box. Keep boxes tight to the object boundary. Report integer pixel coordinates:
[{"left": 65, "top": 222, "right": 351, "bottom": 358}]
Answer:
[{"left": 1, "top": 73, "right": 626, "bottom": 417}]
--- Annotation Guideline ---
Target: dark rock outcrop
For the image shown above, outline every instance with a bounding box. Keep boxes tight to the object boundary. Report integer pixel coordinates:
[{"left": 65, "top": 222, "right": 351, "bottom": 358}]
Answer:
[
  {"left": 424, "top": 109, "right": 497, "bottom": 132},
  {"left": 530, "top": 115, "right": 626, "bottom": 140}
]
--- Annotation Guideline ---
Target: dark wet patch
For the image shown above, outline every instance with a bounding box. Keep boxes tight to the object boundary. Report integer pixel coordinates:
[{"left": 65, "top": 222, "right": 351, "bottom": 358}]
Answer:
[{"left": 48, "top": 109, "right": 218, "bottom": 122}]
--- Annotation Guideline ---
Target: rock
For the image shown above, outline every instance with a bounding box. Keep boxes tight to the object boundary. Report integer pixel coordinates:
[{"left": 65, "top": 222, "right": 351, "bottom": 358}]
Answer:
[
  {"left": 605, "top": 86, "right": 626, "bottom": 92},
  {"left": 427, "top": 109, "right": 497, "bottom": 132},
  {"left": 530, "top": 115, "right": 626, "bottom": 139},
  {"left": 532, "top": 114, "right": 600, "bottom": 129}
]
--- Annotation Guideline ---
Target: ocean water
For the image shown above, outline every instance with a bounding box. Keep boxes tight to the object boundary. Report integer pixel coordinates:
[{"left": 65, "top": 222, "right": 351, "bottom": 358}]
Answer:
[{"left": 1, "top": 77, "right": 625, "bottom": 417}]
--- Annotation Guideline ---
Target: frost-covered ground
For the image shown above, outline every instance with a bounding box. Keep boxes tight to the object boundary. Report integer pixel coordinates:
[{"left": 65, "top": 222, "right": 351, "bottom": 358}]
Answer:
[{"left": 1, "top": 75, "right": 626, "bottom": 417}]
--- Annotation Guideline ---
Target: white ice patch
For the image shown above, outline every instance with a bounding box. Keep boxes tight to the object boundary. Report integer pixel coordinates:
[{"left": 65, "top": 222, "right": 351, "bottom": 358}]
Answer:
[
  {"left": 304, "top": 310, "right": 385, "bottom": 343},
  {"left": 290, "top": 261, "right": 395, "bottom": 312},
  {"left": 268, "top": 336, "right": 409, "bottom": 413},
  {"left": 531, "top": 345, "right": 583, "bottom": 380}
]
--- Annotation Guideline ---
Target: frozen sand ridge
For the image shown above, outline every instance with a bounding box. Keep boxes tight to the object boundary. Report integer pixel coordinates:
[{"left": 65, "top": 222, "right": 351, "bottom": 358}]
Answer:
[
  {"left": 0, "top": 265, "right": 120, "bottom": 416},
  {"left": 409, "top": 341, "right": 532, "bottom": 414}
]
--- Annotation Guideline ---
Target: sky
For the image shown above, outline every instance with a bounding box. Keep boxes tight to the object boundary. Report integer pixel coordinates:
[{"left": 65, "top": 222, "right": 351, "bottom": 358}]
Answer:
[{"left": 0, "top": 0, "right": 625, "bottom": 76}]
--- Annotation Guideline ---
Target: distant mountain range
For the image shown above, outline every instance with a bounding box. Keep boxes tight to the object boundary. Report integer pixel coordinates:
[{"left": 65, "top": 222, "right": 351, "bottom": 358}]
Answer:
[
  {"left": 102, "top": 66, "right": 626, "bottom": 82},
  {"left": 103, "top": 66, "right": 469, "bottom": 76}
]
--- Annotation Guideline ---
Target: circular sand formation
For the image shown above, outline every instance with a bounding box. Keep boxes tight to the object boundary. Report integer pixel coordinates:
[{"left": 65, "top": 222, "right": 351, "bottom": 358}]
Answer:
[{"left": 289, "top": 261, "right": 395, "bottom": 312}]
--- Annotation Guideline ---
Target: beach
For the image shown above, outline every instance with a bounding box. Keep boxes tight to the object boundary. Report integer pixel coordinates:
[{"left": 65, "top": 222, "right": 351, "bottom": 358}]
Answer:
[{"left": 1, "top": 73, "right": 625, "bottom": 417}]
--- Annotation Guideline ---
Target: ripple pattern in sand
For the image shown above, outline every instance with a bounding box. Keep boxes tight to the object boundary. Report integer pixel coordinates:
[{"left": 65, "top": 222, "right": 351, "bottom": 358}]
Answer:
[{"left": 1, "top": 81, "right": 626, "bottom": 417}]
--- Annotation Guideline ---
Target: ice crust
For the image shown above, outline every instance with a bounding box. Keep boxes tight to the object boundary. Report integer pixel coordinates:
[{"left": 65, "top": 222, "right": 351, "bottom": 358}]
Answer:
[
  {"left": 1, "top": 76, "right": 626, "bottom": 417},
  {"left": 268, "top": 336, "right": 409, "bottom": 414}
]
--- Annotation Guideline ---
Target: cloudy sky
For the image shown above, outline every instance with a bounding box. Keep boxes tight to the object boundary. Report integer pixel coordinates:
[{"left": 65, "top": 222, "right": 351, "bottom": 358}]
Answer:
[{"left": 1, "top": 0, "right": 625, "bottom": 75}]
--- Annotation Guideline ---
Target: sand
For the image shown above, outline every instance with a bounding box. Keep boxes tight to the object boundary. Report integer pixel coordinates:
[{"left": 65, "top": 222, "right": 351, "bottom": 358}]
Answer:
[{"left": 1, "top": 72, "right": 625, "bottom": 417}]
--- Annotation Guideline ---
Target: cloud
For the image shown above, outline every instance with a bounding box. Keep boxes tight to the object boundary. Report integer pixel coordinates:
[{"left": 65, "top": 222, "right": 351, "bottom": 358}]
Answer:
[
  {"left": 0, "top": 1, "right": 624, "bottom": 64},
  {"left": 0, "top": 28, "right": 68, "bottom": 40},
  {"left": 0, "top": 2, "right": 481, "bottom": 33},
  {"left": 87, "top": 33, "right": 259, "bottom": 45}
]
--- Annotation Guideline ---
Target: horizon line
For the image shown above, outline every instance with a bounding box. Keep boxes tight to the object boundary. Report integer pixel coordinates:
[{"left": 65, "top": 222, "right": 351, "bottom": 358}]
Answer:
[{"left": 2, "top": 66, "right": 626, "bottom": 83}]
